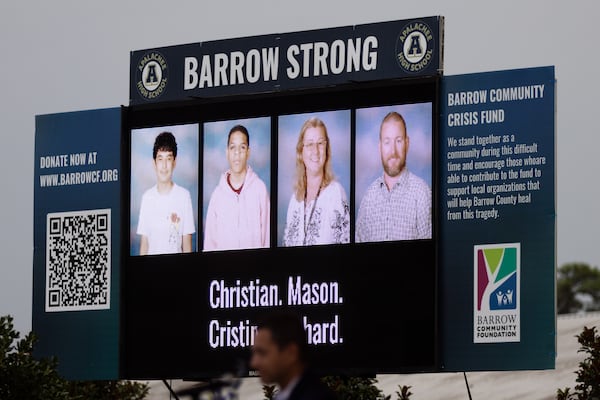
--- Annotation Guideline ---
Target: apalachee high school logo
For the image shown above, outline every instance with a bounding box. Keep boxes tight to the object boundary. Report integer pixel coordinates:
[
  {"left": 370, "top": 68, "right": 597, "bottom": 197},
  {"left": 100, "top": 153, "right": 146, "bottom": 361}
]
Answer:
[
  {"left": 136, "top": 51, "right": 168, "bottom": 100},
  {"left": 395, "top": 21, "right": 434, "bottom": 74}
]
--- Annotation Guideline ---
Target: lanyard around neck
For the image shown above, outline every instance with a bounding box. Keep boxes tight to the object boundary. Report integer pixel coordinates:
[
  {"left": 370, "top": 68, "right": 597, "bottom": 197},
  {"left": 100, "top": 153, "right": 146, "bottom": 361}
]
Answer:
[{"left": 303, "top": 185, "right": 322, "bottom": 245}]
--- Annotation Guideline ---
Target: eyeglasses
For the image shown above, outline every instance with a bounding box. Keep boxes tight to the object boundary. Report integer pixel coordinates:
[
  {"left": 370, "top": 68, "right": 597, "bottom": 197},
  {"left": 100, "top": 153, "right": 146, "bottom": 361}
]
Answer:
[{"left": 303, "top": 140, "right": 327, "bottom": 151}]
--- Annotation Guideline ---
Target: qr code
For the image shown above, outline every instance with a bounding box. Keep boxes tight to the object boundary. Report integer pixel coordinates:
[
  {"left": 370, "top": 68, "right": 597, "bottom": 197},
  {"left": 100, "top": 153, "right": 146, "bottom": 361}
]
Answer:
[{"left": 46, "top": 209, "right": 111, "bottom": 312}]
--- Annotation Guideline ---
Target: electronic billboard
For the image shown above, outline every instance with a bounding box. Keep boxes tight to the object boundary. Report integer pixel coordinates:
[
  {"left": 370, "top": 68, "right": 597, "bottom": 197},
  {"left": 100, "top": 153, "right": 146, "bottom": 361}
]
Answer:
[
  {"left": 32, "top": 16, "right": 556, "bottom": 382},
  {"left": 122, "top": 77, "right": 440, "bottom": 379}
]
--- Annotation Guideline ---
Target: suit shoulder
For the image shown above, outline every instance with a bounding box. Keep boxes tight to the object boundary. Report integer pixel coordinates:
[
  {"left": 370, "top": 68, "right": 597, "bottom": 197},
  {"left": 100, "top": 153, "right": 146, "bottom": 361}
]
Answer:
[{"left": 291, "top": 373, "right": 337, "bottom": 400}]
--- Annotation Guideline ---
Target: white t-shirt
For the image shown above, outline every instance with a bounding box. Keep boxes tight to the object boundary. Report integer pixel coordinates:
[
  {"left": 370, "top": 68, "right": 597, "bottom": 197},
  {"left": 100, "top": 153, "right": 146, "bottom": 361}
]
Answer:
[{"left": 137, "top": 183, "right": 195, "bottom": 254}]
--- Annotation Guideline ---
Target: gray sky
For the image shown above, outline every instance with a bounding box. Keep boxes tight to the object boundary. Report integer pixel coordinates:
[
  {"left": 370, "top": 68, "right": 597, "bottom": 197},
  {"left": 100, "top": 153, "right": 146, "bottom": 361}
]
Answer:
[{"left": 1, "top": 0, "right": 598, "bottom": 337}]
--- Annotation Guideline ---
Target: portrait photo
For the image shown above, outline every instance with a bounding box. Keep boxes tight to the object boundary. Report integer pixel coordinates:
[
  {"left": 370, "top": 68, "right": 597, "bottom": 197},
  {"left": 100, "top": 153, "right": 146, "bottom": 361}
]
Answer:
[
  {"left": 130, "top": 123, "right": 199, "bottom": 256},
  {"left": 355, "top": 103, "right": 433, "bottom": 243},
  {"left": 202, "top": 117, "right": 271, "bottom": 251},
  {"left": 277, "top": 110, "right": 351, "bottom": 247}
]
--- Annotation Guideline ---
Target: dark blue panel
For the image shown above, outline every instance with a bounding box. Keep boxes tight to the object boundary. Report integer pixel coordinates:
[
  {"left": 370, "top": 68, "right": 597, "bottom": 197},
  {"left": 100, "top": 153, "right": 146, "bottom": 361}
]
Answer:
[
  {"left": 33, "top": 107, "right": 122, "bottom": 379},
  {"left": 129, "top": 16, "right": 443, "bottom": 104},
  {"left": 439, "top": 66, "right": 556, "bottom": 371}
]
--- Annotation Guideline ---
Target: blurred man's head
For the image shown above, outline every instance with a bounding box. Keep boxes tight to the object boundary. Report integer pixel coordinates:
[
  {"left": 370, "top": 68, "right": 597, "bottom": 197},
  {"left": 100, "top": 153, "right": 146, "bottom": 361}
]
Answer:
[{"left": 250, "top": 310, "right": 308, "bottom": 389}]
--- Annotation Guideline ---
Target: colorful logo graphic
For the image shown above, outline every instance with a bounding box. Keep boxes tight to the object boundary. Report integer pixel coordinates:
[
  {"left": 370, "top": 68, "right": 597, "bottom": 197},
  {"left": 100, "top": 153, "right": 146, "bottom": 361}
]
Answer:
[
  {"left": 476, "top": 244, "right": 518, "bottom": 311},
  {"left": 474, "top": 243, "right": 520, "bottom": 343}
]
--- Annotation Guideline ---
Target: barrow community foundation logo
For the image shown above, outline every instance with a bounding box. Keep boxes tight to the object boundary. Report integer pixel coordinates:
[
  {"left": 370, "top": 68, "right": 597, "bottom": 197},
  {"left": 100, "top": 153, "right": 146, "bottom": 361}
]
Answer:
[
  {"left": 395, "top": 20, "right": 435, "bottom": 74},
  {"left": 473, "top": 243, "right": 520, "bottom": 343},
  {"left": 135, "top": 51, "right": 169, "bottom": 100}
]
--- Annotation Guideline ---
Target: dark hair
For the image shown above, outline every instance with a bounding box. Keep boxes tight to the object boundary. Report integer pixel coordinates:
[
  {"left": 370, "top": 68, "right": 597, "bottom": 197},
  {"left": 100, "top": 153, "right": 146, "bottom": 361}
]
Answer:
[
  {"left": 153, "top": 131, "right": 178, "bottom": 159},
  {"left": 228, "top": 124, "right": 250, "bottom": 147},
  {"left": 255, "top": 310, "right": 308, "bottom": 363}
]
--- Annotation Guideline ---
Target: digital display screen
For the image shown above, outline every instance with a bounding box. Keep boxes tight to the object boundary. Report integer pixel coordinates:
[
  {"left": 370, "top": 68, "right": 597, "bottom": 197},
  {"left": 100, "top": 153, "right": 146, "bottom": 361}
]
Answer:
[{"left": 122, "top": 77, "right": 440, "bottom": 379}]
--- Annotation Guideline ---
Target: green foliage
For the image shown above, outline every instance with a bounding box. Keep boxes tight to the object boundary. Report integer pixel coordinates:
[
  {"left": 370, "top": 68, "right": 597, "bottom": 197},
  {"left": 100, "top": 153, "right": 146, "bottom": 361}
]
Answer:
[
  {"left": 263, "top": 376, "right": 418, "bottom": 400},
  {"left": 0, "top": 314, "right": 149, "bottom": 400},
  {"left": 557, "top": 263, "right": 600, "bottom": 314},
  {"left": 556, "top": 325, "right": 600, "bottom": 400},
  {"left": 322, "top": 376, "right": 390, "bottom": 400},
  {"left": 395, "top": 385, "right": 412, "bottom": 400},
  {"left": 0, "top": 315, "right": 71, "bottom": 400},
  {"left": 66, "top": 380, "right": 149, "bottom": 400},
  {"left": 263, "top": 377, "right": 414, "bottom": 400},
  {"left": 262, "top": 383, "right": 278, "bottom": 400}
]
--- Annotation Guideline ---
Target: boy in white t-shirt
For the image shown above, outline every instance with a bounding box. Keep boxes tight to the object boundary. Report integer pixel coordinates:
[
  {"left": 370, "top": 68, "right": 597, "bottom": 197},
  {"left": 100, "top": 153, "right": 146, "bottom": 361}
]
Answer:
[{"left": 137, "top": 131, "right": 195, "bottom": 255}]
